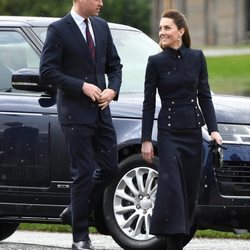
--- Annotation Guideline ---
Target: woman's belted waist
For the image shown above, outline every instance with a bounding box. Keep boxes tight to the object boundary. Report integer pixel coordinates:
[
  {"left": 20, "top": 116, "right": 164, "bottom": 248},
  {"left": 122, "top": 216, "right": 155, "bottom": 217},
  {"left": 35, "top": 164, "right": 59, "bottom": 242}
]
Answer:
[
  {"left": 161, "top": 97, "right": 197, "bottom": 108},
  {"left": 158, "top": 97, "right": 205, "bottom": 129}
]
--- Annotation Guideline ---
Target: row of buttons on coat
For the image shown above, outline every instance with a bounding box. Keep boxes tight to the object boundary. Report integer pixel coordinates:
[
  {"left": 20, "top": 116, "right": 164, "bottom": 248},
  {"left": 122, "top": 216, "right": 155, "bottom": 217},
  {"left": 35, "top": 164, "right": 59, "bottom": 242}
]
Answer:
[{"left": 166, "top": 99, "right": 202, "bottom": 127}]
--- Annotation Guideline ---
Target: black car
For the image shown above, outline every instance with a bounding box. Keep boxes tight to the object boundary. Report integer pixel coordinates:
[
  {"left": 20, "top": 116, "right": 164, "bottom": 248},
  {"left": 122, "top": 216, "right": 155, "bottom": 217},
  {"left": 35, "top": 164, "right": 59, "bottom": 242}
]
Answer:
[{"left": 0, "top": 16, "right": 250, "bottom": 250}]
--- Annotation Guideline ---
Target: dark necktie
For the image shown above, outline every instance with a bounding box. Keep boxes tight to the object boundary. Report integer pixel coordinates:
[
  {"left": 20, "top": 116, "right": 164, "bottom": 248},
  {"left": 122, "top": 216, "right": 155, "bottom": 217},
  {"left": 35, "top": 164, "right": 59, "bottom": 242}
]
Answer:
[{"left": 84, "top": 19, "right": 96, "bottom": 61}]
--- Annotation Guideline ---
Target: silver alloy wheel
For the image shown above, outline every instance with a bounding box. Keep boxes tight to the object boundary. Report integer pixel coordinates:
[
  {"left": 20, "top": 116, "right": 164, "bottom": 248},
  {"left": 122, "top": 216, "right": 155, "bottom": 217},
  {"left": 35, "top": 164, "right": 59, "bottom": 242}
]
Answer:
[{"left": 113, "top": 166, "right": 158, "bottom": 240}]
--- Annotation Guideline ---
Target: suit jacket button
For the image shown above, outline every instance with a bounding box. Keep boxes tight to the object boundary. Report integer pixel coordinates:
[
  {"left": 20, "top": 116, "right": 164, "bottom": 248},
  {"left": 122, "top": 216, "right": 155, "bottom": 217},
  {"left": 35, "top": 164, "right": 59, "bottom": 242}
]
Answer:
[
  {"left": 168, "top": 116, "right": 171, "bottom": 119},
  {"left": 168, "top": 124, "right": 171, "bottom": 127},
  {"left": 171, "top": 101, "right": 175, "bottom": 105},
  {"left": 191, "top": 99, "right": 194, "bottom": 102},
  {"left": 168, "top": 108, "right": 171, "bottom": 111}
]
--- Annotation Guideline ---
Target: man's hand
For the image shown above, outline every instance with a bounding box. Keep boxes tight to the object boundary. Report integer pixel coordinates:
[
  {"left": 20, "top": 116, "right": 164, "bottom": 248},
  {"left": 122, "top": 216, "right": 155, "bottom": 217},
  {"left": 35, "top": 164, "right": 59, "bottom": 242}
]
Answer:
[
  {"left": 98, "top": 89, "right": 116, "bottom": 110},
  {"left": 82, "top": 82, "right": 102, "bottom": 102}
]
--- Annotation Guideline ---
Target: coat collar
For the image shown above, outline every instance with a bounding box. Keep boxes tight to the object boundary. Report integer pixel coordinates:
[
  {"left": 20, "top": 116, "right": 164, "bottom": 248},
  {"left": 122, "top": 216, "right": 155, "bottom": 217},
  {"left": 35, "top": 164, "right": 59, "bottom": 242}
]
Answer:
[{"left": 164, "top": 44, "right": 188, "bottom": 59}]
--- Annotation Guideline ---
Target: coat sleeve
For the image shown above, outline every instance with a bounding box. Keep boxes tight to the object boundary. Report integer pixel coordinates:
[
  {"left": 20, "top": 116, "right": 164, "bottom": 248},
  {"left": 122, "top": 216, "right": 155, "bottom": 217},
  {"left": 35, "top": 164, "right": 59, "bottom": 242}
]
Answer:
[
  {"left": 197, "top": 50, "right": 218, "bottom": 134},
  {"left": 39, "top": 23, "right": 83, "bottom": 98},
  {"left": 141, "top": 56, "right": 157, "bottom": 141},
  {"left": 105, "top": 23, "right": 122, "bottom": 101}
]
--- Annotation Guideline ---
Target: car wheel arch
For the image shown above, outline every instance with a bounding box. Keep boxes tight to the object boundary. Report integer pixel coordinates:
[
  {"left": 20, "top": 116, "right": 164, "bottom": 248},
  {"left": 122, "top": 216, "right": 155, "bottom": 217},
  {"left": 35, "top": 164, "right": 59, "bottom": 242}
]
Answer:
[
  {"left": 0, "top": 222, "right": 20, "bottom": 241},
  {"left": 102, "top": 154, "right": 167, "bottom": 250}
]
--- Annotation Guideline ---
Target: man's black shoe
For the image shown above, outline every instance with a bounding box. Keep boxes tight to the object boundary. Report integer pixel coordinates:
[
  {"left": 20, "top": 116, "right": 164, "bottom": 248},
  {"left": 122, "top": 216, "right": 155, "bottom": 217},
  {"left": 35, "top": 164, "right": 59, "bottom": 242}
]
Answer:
[
  {"left": 72, "top": 240, "right": 96, "bottom": 250},
  {"left": 60, "top": 207, "right": 72, "bottom": 225}
]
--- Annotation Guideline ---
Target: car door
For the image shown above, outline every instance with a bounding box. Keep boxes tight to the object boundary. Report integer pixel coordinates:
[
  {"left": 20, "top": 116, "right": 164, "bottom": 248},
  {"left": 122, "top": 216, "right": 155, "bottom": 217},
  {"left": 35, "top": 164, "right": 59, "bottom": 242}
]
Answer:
[{"left": 0, "top": 28, "right": 69, "bottom": 216}]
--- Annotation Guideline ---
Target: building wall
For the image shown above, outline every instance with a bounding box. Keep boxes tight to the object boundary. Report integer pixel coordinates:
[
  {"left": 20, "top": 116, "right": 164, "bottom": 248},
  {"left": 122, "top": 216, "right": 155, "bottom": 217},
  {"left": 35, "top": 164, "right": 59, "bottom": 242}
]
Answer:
[
  {"left": 151, "top": 0, "right": 248, "bottom": 47},
  {"left": 186, "top": 0, "right": 206, "bottom": 46}
]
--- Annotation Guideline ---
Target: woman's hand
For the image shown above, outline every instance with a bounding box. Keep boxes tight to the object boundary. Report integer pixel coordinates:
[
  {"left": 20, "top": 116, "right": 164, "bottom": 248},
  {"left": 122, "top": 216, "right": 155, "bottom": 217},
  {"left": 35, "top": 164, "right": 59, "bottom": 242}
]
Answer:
[
  {"left": 141, "top": 141, "right": 154, "bottom": 163},
  {"left": 211, "top": 131, "right": 223, "bottom": 145}
]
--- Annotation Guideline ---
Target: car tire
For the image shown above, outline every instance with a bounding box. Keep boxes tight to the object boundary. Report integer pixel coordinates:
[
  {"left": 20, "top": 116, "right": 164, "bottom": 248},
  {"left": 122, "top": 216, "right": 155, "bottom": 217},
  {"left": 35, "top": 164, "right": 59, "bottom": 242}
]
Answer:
[
  {"left": 0, "top": 222, "right": 19, "bottom": 241},
  {"left": 103, "top": 154, "right": 167, "bottom": 250},
  {"left": 103, "top": 154, "right": 197, "bottom": 249}
]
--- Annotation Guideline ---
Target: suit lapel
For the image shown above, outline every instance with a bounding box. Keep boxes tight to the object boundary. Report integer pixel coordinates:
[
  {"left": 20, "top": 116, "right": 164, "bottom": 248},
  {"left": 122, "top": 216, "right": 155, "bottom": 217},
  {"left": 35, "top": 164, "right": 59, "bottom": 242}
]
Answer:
[
  {"left": 65, "top": 14, "right": 94, "bottom": 65},
  {"left": 90, "top": 17, "right": 103, "bottom": 65}
]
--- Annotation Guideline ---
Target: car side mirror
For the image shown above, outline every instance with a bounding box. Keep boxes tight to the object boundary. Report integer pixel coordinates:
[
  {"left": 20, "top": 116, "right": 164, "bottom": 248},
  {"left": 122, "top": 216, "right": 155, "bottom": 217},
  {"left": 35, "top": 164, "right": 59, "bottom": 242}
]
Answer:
[{"left": 11, "top": 68, "right": 56, "bottom": 94}]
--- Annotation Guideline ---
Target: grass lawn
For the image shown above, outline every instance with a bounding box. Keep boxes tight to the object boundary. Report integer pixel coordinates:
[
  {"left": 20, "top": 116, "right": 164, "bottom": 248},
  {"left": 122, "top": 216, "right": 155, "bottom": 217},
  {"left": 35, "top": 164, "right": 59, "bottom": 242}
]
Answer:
[
  {"left": 195, "top": 229, "right": 250, "bottom": 239},
  {"left": 206, "top": 54, "right": 250, "bottom": 96},
  {"left": 18, "top": 223, "right": 250, "bottom": 239}
]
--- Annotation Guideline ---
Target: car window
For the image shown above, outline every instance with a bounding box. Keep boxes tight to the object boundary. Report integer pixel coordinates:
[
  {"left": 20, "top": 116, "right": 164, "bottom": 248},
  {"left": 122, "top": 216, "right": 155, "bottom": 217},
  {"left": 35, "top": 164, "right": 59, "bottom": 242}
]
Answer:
[
  {"left": 111, "top": 29, "right": 160, "bottom": 93},
  {"left": 0, "top": 31, "right": 40, "bottom": 92},
  {"left": 33, "top": 27, "right": 48, "bottom": 43}
]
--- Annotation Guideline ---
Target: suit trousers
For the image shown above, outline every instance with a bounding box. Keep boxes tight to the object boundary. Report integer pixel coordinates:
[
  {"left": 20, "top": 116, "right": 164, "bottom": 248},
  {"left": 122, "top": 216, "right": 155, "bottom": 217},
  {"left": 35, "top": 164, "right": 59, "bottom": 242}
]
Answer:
[{"left": 61, "top": 115, "right": 118, "bottom": 242}]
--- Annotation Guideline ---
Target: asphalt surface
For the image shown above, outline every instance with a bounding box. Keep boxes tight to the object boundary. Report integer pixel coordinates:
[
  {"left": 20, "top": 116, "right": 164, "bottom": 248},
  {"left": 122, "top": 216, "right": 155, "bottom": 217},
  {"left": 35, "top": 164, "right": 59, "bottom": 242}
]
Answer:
[
  {"left": 203, "top": 47, "right": 250, "bottom": 57},
  {"left": 1, "top": 231, "right": 250, "bottom": 250}
]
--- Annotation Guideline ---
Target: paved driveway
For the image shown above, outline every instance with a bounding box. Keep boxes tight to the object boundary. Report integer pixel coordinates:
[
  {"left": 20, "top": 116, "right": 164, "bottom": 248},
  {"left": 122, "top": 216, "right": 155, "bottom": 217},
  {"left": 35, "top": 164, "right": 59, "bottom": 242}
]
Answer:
[
  {"left": 204, "top": 47, "right": 250, "bottom": 57},
  {"left": 1, "top": 231, "right": 250, "bottom": 250}
]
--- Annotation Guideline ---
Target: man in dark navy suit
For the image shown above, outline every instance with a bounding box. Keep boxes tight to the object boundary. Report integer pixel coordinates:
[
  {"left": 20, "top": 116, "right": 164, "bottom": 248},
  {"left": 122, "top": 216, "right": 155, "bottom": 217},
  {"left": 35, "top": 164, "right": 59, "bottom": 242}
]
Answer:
[{"left": 40, "top": 0, "right": 122, "bottom": 249}]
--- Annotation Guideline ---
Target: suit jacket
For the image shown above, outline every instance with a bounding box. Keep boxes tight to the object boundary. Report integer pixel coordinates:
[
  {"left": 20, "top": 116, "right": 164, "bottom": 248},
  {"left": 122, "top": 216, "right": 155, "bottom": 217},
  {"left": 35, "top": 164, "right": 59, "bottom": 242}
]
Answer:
[
  {"left": 40, "top": 14, "right": 122, "bottom": 124},
  {"left": 142, "top": 45, "right": 218, "bottom": 141}
]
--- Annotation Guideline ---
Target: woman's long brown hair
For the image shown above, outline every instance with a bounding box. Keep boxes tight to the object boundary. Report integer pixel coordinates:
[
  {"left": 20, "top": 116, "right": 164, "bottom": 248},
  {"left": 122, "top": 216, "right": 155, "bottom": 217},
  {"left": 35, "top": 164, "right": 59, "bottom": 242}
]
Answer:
[{"left": 160, "top": 9, "right": 191, "bottom": 48}]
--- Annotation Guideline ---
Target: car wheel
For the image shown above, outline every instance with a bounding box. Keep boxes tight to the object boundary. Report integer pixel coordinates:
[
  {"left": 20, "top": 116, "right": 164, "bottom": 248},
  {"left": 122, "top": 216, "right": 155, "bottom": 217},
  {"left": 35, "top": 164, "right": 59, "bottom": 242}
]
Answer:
[
  {"left": 0, "top": 222, "right": 19, "bottom": 241},
  {"left": 103, "top": 154, "right": 167, "bottom": 250},
  {"left": 103, "top": 154, "right": 198, "bottom": 249}
]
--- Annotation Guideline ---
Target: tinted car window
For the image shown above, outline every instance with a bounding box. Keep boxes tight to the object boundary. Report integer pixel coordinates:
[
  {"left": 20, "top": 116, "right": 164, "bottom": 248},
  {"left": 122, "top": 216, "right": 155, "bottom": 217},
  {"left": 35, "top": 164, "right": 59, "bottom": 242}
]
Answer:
[{"left": 0, "top": 31, "right": 40, "bottom": 92}]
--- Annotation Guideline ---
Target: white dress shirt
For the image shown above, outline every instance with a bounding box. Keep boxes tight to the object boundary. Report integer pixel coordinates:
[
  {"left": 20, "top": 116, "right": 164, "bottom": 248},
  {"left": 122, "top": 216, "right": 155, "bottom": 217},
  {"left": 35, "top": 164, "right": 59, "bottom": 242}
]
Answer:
[{"left": 70, "top": 9, "right": 96, "bottom": 46}]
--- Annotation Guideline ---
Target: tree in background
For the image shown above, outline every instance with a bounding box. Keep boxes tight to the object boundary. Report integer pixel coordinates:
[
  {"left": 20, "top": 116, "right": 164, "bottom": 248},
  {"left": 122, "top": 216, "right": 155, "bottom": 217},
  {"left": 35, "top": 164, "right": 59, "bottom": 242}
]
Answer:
[
  {"left": 0, "top": 0, "right": 71, "bottom": 17},
  {"left": 0, "top": 0, "right": 151, "bottom": 35},
  {"left": 100, "top": 0, "right": 151, "bottom": 35}
]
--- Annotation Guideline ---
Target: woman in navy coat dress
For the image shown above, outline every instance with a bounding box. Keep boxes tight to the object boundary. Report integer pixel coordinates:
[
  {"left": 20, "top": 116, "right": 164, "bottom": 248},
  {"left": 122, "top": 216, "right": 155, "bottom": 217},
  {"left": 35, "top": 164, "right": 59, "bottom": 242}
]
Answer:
[{"left": 141, "top": 9, "right": 222, "bottom": 250}]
